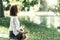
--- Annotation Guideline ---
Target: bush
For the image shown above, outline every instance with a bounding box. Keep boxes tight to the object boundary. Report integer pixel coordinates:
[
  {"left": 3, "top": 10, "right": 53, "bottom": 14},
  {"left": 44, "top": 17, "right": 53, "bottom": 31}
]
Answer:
[
  {"left": 0, "top": 17, "right": 10, "bottom": 27},
  {"left": 4, "top": 3, "right": 11, "bottom": 10}
]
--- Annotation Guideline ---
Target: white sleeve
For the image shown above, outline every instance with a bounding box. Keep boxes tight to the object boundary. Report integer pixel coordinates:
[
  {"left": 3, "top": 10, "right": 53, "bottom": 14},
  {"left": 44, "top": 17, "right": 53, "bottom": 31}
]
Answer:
[{"left": 13, "top": 18, "right": 20, "bottom": 30}]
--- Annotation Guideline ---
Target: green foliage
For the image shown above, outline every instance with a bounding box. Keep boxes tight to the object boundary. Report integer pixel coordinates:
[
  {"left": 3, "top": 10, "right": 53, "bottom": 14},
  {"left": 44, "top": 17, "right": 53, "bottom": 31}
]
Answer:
[
  {"left": 16, "top": 0, "right": 19, "bottom": 1},
  {"left": 30, "top": 0, "right": 38, "bottom": 7},
  {"left": 3, "top": 0, "right": 11, "bottom": 10},
  {"left": 4, "top": 3, "right": 11, "bottom": 10},
  {"left": 3, "top": 0, "right": 39, "bottom": 11},
  {"left": 21, "top": 0, "right": 29, "bottom": 11},
  {"left": 6, "top": 0, "right": 10, "bottom": 3},
  {"left": 49, "top": 0, "right": 60, "bottom": 13},
  {"left": 0, "top": 17, "right": 10, "bottom": 27},
  {"left": 50, "top": 5, "right": 60, "bottom": 13}
]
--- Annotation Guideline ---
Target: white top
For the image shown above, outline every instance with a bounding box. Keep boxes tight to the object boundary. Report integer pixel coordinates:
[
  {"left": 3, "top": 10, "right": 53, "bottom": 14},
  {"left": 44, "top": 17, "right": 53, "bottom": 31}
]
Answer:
[{"left": 9, "top": 16, "right": 20, "bottom": 36}]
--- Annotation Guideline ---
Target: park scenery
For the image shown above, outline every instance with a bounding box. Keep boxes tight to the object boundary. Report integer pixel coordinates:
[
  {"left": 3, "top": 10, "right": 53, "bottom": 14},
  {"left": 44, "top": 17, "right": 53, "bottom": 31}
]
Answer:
[{"left": 0, "top": 0, "right": 60, "bottom": 40}]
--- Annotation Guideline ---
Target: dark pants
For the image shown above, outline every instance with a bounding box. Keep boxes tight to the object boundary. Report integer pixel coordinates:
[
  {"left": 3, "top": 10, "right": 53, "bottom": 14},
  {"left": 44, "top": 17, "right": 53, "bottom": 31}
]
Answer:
[{"left": 9, "top": 31, "right": 23, "bottom": 40}]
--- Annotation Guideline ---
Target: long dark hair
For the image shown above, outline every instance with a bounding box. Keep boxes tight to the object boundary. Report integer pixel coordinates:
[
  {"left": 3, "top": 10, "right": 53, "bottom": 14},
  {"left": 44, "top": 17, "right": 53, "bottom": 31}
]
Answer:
[{"left": 10, "top": 5, "right": 18, "bottom": 16}]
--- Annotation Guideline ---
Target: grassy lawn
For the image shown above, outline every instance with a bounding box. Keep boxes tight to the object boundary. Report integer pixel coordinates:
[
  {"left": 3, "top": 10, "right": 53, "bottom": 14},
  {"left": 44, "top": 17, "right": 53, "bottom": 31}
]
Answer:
[
  {"left": 0, "top": 26, "right": 9, "bottom": 34},
  {"left": 0, "top": 38, "right": 9, "bottom": 40},
  {"left": 0, "top": 17, "right": 60, "bottom": 40}
]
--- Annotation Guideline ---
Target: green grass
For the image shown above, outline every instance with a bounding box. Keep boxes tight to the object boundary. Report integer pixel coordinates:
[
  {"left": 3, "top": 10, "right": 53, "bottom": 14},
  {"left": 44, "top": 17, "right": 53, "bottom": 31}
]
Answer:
[
  {"left": 0, "top": 38, "right": 9, "bottom": 40},
  {"left": 0, "top": 26, "right": 9, "bottom": 34},
  {"left": 0, "top": 17, "right": 60, "bottom": 40}
]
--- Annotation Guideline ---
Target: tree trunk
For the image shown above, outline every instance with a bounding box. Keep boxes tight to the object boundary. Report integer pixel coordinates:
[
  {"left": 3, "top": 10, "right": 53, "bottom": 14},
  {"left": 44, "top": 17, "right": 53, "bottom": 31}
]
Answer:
[{"left": 0, "top": 0, "right": 4, "bottom": 17}]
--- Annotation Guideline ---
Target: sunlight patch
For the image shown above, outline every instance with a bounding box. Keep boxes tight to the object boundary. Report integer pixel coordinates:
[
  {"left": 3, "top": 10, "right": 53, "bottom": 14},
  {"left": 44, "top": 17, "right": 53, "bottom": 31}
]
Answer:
[{"left": 46, "top": 0, "right": 57, "bottom": 6}]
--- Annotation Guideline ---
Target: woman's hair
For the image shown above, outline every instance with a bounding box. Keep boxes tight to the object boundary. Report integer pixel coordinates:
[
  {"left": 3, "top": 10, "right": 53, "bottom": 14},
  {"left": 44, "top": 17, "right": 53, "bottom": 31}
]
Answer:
[{"left": 10, "top": 5, "right": 18, "bottom": 16}]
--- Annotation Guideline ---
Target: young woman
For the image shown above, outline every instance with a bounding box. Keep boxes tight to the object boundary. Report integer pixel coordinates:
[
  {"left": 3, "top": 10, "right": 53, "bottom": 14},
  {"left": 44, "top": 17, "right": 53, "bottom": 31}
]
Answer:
[{"left": 9, "top": 5, "right": 23, "bottom": 40}]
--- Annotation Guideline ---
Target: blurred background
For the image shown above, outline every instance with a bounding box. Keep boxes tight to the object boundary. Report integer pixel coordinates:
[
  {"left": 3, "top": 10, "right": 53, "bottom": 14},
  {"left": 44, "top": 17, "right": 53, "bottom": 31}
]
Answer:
[
  {"left": 1, "top": 0, "right": 60, "bottom": 28},
  {"left": 0, "top": 0, "right": 60, "bottom": 40},
  {"left": 2, "top": 0, "right": 60, "bottom": 12}
]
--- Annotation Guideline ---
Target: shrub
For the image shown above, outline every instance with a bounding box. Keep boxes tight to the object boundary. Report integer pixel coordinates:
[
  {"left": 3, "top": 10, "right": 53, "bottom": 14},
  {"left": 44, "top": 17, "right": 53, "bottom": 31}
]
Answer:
[{"left": 0, "top": 17, "right": 10, "bottom": 27}]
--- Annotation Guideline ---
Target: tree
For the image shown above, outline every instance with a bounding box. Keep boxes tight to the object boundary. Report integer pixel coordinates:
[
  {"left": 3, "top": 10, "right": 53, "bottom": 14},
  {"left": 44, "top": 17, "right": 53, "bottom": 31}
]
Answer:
[
  {"left": 5, "top": 0, "right": 11, "bottom": 10},
  {"left": 0, "top": 0, "right": 4, "bottom": 17},
  {"left": 5, "top": 0, "right": 39, "bottom": 11},
  {"left": 51, "top": 0, "right": 60, "bottom": 13},
  {"left": 21, "top": 0, "right": 38, "bottom": 11}
]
